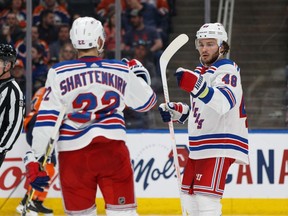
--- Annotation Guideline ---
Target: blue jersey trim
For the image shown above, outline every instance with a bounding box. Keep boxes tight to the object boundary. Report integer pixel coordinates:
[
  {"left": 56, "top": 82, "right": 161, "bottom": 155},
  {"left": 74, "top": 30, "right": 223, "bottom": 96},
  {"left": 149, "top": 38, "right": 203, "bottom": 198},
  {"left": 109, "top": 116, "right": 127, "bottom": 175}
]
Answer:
[
  {"left": 189, "top": 144, "right": 249, "bottom": 154},
  {"left": 59, "top": 124, "right": 126, "bottom": 140},
  {"left": 189, "top": 133, "right": 248, "bottom": 144},
  {"left": 38, "top": 110, "right": 60, "bottom": 115}
]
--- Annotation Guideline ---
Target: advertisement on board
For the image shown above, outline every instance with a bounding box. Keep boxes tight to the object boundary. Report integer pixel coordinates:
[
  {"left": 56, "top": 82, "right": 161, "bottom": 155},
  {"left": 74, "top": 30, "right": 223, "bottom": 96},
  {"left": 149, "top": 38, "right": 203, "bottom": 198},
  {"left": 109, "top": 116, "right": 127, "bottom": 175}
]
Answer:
[{"left": 0, "top": 131, "right": 287, "bottom": 199}]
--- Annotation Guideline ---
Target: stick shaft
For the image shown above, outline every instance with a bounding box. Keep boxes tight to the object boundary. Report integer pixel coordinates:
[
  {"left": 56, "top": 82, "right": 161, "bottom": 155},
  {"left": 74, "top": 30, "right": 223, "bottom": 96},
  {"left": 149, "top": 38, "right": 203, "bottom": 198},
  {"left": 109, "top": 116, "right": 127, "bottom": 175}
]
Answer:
[{"left": 159, "top": 34, "right": 189, "bottom": 216}]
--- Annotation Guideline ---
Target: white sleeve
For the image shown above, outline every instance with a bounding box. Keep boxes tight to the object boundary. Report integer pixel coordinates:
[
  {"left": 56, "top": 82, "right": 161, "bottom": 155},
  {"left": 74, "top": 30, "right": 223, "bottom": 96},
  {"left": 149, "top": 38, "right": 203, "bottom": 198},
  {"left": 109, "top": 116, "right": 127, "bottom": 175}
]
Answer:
[
  {"left": 31, "top": 68, "right": 64, "bottom": 158},
  {"left": 200, "top": 64, "right": 242, "bottom": 115}
]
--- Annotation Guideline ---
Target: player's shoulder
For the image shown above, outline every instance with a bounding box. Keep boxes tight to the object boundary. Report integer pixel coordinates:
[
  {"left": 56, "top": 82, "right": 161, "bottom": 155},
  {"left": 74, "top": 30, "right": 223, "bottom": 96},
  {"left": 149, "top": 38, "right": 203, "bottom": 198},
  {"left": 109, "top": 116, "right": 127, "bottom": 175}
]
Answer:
[
  {"left": 100, "top": 59, "right": 129, "bottom": 73},
  {"left": 214, "top": 58, "right": 235, "bottom": 67},
  {"left": 213, "top": 58, "right": 239, "bottom": 72},
  {"left": 51, "top": 59, "right": 87, "bottom": 74},
  {"left": 50, "top": 58, "right": 129, "bottom": 74},
  {"left": 205, "top": 59, "right": 238, "bottom": 75},
  {"left": 101, "top": 58, "right": 125, "bottom": 65}
]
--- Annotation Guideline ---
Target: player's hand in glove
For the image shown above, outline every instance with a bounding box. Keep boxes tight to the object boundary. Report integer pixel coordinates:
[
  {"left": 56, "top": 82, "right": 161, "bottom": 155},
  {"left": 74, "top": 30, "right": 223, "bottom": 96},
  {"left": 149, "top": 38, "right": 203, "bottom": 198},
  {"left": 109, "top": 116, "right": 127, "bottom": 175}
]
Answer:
[
  {"left": 122, "top": 58, "right": 151, "bottom": 85},
  {"left": 24, "top": 151, "right": 50, "bottom": 192},
  {"left": 158, "top": 102, "right": 190, "bottom": 124},
  {"left": 175, "top": 67, "right": 208, "bottom": 98}
]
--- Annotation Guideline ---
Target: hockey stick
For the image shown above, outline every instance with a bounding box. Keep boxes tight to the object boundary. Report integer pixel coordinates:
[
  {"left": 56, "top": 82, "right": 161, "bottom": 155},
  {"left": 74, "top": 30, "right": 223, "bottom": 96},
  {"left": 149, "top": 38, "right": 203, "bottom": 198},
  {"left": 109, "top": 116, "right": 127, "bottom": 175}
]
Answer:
[
  {"left": 160, "top": 34, "right": 189, "bottom": 216},
  {"left": 22, "top": 105, "right": 67, "bottom": 216}
]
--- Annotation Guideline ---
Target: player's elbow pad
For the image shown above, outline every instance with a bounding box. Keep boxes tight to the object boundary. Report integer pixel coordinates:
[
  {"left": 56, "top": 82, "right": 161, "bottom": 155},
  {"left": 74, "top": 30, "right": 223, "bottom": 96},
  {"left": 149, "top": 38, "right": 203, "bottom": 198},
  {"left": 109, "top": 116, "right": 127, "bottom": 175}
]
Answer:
[
  {"left": 134, "top": 69, "right": 151, "bottom": 85},
  {"left": 122, "top": 58, "right": 151, "bottom": 85}
]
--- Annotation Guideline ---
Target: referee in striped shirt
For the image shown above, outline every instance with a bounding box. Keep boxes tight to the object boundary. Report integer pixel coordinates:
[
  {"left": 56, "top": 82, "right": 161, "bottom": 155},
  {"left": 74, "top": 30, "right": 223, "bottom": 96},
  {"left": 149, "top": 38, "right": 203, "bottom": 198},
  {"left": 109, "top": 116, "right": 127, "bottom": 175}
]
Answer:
[{"left": 0, "top": 44, "right": 25, "bottom": 168}]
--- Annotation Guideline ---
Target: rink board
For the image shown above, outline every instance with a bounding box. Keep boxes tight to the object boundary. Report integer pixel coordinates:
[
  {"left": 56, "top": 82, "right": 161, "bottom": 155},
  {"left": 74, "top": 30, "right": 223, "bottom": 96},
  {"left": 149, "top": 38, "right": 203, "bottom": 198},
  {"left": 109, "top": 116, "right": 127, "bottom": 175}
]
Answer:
[{"left": 0, "top": 130, "right": 288, "bottom": 214}]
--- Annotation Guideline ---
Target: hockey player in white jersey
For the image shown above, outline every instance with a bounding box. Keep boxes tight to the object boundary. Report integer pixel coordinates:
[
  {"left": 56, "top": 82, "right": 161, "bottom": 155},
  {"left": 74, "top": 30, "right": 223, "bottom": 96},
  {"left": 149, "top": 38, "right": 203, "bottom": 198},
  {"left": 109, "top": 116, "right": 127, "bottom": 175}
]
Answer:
[
  {"left": 24, "top": 17, "right": 157, "bottom": 216},
  {"left": 159, "top": 23, "right": 249, "bottom": 215}
]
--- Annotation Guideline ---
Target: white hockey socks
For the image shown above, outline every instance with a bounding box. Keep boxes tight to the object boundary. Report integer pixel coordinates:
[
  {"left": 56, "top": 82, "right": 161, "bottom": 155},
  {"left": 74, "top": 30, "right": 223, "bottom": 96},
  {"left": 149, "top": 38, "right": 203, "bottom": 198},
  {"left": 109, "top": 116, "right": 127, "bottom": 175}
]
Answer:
[
  {"left": 106, "top": 209, "right": 139, "bottom": 216},
  {"left": 181, "top": 193, "right": 222, "bottom": 216},
  {"left": 65, "top": 205, "right": 97, "bottom": 216},
  {"left": 196, "top": 194, "right": 222, "bottom": 216},
  {"left": 181, "top": 193, "right": 199, "bottom": 216}
]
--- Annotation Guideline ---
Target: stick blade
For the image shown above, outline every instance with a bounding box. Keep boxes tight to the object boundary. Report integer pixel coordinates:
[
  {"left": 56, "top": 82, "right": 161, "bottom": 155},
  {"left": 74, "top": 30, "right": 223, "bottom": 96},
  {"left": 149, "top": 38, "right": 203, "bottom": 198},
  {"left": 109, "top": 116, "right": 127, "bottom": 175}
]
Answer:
[
  {"left": 160, "top": 34, "right": 189, "bottom": 64},
  {"left": 160, "top": 34, "right": 189, "bottom": 102}
]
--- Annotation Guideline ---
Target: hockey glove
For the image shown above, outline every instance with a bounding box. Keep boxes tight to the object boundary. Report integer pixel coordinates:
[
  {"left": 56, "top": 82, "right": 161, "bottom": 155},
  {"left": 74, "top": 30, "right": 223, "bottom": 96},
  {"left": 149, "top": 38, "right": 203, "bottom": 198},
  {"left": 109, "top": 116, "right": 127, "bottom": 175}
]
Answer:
[
  {"left": 175, "top": 67, "right": 208, "bottom": 98},
  {"left": 158, "top": 102, "right": 190, "bottom": 124},
  {"left": 122, "top": 58, "right": 151, "bottom": 85},
  {"left": 24, "top": 151, "right": 50, "bottom": 192}
]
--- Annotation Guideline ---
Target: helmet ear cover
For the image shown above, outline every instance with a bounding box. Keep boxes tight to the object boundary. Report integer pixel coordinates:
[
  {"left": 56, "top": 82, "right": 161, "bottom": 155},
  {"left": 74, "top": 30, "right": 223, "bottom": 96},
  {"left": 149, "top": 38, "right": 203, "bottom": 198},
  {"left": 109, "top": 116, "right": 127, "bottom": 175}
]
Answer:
[
  {"left": 0, "top": 44, "right": 17, "bottom": 67},
  {"left": 195, "top": 23, "right": 228, "bottom": 49},
  {"left": 70, "top": 17, "right": 105, "bottom": 52}
]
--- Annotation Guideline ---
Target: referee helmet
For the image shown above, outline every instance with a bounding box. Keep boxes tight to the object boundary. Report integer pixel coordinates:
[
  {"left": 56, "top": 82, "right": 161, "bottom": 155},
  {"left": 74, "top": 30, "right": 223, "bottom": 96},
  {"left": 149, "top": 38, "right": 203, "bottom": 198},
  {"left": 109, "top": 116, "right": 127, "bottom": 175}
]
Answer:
[{"left": 0, "top": 44, "right": 17, "bottom": 67}]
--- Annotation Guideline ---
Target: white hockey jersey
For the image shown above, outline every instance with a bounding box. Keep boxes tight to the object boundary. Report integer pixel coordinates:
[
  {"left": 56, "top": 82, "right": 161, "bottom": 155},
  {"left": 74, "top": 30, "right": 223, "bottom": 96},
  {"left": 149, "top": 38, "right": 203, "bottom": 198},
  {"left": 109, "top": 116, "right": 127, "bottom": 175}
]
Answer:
[
  {"left": 187, "top": 59, "right": 249, "bottom": 164},
  {"left": 32, "top": 57, "right": 157, "bottom": 158}
]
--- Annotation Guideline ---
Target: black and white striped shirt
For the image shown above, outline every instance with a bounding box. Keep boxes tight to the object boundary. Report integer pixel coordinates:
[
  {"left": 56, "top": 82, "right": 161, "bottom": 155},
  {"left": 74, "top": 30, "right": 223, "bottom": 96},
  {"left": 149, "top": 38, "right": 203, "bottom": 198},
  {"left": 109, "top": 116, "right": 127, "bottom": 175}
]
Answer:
[{"left": 0, "top": 77, "right": 25, "bottom": 154}]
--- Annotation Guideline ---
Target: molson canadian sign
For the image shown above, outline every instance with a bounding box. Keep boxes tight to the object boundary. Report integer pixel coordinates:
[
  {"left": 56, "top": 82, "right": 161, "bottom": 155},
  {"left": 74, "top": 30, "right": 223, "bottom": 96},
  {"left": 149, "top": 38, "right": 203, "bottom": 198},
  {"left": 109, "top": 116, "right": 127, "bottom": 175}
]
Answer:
[{"left": 0, "top": 131, "right": 288, "bottom": 199}]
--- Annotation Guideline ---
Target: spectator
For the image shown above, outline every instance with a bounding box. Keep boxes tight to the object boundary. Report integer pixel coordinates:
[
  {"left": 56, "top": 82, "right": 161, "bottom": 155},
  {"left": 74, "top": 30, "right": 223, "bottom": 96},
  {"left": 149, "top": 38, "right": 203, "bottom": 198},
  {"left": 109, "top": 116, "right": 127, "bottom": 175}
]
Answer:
[
  {"left": 0, "top": 12, "right": 25, "bottom": 45},
  {"left": 0, "top": 24, "right": 12, "bottom": 44},
  {"left": 67, "top": 0, "right": 100, "bottom": 20},
  {"left": 123, "top": 39, "right": 162, "bottom": 128},
  {"left": 140, "top": 0, "right": 170, "bottom": 21},
  {"left": 58, "top": 42, "right": 77, "bottom": 62},
  {"left": 96, "top": 0, "right": 127, "bottom": 22},
  {"left": 124, "top": 0, "right": 156, "bottom": 29},
  {"left": 49, "top": 23, "right": 70, "bottom": 60},
  {"left": 124, "top": 9, "right": 163, "bottom": 75},
  {"left": 123, "top": 0, "right": 169, "bottom": 46},
  {"left": 103, "top": 6, "right": 125, "bottom": 57},
  {"left": 132, "top": 39, "right": 161, "bottom": 93},
  {"left": 124, "top": 9, "right": 163, "bottom": 53},
  {"left": 15, "top": 25, "right": 50, "bottom": 64},
  {"left": 31, "top": 43, "right": 49, "bottom": 93},
  {"left": 142, "top": 0, "right": 169, "bottom": 12},
  {"left": 0, "top": 0, "right": 26, "bottom": 29},
  {"left": 11, "top": 58, "right": 26, "bottom": 94},
  {"left": 37, "top": 9, "right": 58, "bottom": 44},
  {"left": 0, "top": 1, "right": 10, "bottom": 13},
  {"left": 33, "top": 0, "right": 71, "bottom": 26}
]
